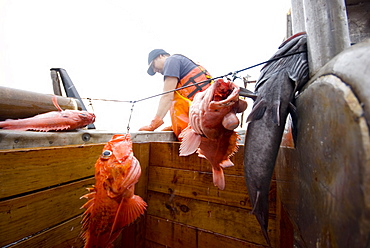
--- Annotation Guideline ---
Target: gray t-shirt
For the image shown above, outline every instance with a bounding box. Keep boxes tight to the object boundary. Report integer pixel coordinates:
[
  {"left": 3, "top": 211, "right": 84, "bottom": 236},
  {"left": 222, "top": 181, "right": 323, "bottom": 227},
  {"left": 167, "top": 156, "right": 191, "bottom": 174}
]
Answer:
[{"left": 163, "top": 54, "right": 197, "bottom": 80}]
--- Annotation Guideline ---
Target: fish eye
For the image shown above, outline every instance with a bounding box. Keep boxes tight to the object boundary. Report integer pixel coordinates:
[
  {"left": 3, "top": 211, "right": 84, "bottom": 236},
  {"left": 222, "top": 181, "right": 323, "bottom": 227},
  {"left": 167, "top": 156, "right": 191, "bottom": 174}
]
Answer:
[{"left": 101, "top": 150, "right": 113, "bottom": 159}]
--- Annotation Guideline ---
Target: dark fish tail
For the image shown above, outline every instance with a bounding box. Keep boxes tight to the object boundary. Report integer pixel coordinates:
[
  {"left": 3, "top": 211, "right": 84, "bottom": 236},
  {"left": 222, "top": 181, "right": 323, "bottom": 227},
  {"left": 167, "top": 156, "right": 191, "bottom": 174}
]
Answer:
[
  {"left": 244, "top": 73, "right": 292, "bottom": 245},
  {"left": 243, "top": 32, "right": 309, "bottom": 246}
]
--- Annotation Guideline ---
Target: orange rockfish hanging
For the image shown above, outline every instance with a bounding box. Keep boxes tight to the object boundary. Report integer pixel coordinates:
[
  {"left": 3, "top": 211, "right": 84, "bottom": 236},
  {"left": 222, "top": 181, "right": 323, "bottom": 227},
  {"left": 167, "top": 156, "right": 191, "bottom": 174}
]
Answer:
[
  {"left": 80, "top": 134, "right": 147, "bottom": 248},
  {"left": 179, "top": 79, "right": 248, "bottom": 190}
]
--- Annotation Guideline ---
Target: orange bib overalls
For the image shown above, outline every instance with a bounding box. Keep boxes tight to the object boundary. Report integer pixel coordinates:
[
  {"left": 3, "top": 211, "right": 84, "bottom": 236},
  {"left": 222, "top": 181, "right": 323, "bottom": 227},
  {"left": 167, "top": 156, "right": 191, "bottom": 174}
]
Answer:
[{"left": 170, "top": 65, "right": 212, "bottom": 137}]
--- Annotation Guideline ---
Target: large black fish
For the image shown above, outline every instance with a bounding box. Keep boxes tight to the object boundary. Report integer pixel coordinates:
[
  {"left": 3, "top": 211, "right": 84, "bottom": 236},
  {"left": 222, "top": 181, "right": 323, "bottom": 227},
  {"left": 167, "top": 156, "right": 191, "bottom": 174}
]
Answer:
[{"left": 242, "top": 32, "right": 309, "bottom": 246}]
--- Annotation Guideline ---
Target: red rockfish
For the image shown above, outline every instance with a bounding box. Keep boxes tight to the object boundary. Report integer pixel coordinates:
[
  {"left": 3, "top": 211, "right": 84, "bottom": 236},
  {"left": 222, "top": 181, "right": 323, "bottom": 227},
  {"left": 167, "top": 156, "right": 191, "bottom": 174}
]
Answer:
[
  {"left": 80, "top": 134, "right": 147, "bottom": 248},
  {"left": 0, "top": 96, "right": 95, "bottom": 131},
  {"left": 179, "top": 79, "right": 248, "bottom": 190}
]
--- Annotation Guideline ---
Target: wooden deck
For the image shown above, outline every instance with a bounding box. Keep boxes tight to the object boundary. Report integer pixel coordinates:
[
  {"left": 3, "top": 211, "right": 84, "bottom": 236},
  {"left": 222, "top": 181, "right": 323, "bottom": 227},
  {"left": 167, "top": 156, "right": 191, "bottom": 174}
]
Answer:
[{"left": 0, "top": 134, "right": 292, "bottom": 248}]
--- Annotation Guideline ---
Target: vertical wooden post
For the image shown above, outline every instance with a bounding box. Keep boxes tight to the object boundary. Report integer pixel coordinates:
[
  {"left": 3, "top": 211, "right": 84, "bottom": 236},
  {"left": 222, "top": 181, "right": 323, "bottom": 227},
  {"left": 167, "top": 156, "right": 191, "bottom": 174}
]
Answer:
[
  {"left": 290, "top": 0, "right": 351, "bottom": 76},
  {"left": 291, "top": 0, "right": 305, "bottom": 34}
]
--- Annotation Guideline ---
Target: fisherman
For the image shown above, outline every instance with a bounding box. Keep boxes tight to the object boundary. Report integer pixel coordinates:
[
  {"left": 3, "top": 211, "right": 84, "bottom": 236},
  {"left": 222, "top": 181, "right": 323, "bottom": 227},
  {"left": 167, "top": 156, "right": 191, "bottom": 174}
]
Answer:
[{"left": 139, "top": 49, "right": 212, "bottom": 138}]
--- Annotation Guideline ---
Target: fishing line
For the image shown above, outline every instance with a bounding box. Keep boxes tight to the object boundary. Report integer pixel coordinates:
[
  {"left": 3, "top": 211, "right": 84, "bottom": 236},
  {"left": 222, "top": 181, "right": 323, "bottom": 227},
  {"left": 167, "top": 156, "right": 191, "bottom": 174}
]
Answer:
[
  {"left": 134, "top": 50, "right": 307, "bottom": 102},
  {"left": 82, "top": 50, "right": 306, "bottom": 131},
  {"left": 82, "top": 50, "right": 306, "bottom": 104},
  {"left": 126, "top": 101, "right": 136, "bottom": 134}
]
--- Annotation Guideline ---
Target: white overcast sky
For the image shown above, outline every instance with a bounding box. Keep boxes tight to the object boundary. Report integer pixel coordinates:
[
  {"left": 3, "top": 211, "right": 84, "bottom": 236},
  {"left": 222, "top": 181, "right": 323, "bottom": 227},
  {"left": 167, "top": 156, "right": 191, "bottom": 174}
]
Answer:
[{"left": 0, "top": 0, "right": 291, "bottom": 131}]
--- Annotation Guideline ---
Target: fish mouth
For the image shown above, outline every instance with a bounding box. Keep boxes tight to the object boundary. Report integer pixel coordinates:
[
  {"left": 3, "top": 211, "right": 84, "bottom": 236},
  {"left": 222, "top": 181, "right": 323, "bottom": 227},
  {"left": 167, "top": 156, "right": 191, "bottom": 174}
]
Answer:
[{"left": 211, "top": 84, "right": 240, "bottom": 105}]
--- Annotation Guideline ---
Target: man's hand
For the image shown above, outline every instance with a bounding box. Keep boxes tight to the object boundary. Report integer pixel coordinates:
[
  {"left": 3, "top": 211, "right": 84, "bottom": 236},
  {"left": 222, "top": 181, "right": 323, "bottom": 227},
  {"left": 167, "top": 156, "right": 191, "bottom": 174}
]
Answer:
[{"left": 138, "top": 115, "right": 164, "bottom": 131}]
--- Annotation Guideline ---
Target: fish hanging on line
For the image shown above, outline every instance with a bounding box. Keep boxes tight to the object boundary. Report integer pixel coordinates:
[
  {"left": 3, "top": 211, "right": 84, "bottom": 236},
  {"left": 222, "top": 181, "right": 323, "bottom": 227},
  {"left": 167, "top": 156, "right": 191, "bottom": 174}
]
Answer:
[
  {"left": 179, "top": 78, "right": 248, "bottom": 190},
  {"left": 0, "top": 96, "right": 95, "bottom": 131},
  {"left": 80, "top": 134, "right": 147, "bottom": 248},
  {"left": 241, "top": 32, "right": 309, "bottom": 246}
]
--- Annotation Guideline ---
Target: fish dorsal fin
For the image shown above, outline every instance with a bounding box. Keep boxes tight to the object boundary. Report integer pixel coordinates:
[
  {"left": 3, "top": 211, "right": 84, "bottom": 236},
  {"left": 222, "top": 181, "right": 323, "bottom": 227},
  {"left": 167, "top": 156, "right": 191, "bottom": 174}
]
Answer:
[
  {"left": 179, "top": 127, "right": 201, "bottom": 156},
  {"left": 247, "top": 99, "right": 267, "bottom": 122},
  {"left": 52, "top": 96, "right": 63, "bottom": 111},
  {"left": 109, "top": 195, "right": 147, "bottom": 245}
]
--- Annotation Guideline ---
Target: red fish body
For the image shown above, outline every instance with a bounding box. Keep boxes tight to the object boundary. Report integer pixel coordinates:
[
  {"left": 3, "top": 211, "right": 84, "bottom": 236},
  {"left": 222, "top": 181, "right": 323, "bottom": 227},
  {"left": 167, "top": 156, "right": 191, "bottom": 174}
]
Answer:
[
  {"left": 0, "top": 97, "right": 95, "bottom": 131},
  {"left": 179, "top": 79, "right": 248, "bottom": 190},
  {"left": 80, "top": 134, "right": 147, "bottom": 248}
]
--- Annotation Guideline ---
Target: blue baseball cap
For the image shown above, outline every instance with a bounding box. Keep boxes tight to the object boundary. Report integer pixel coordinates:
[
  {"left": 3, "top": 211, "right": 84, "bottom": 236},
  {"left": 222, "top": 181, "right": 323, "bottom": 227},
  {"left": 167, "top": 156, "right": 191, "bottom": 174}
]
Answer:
[{"left": 147, "top": 49, "right": 169, "bottom": 75}]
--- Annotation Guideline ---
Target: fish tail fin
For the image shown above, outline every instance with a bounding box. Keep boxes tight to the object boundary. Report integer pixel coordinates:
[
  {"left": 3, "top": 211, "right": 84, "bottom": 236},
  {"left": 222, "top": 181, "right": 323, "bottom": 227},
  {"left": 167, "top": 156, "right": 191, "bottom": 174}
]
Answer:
[
  {"left": 251, "top": 191, "right": 271, "bottom": 247},
  {"left": 109, "top": 195, "right": 147, "bottom": 244},
  {"left": 179, "top": 126, "right": 201, "bottom": 156},
  {"left": 212, "top": 166, "right": 225, "bottom": 190}
]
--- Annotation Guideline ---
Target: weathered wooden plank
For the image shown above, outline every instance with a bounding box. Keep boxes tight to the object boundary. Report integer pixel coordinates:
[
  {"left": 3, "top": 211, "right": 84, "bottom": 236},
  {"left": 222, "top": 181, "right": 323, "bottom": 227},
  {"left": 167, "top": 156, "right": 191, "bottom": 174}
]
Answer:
[
  {"left": 0, "top": 130, "right": 177, "bottom": 150},
  {"left": 0, "top": 130, "right": 115, "bottom": 150},
  {"left": 145, "top": 240, "right": 167, "bottom": 248},
  {"left": 9, "top": 215, "right": 84, "bottom": 248},
  {"left": 118, "top": 215, "right": 147, "bottom": 248},
  {"left": 275, "top": 148, "right": 300, "bottom": 227},
  {"left": 146, "top": 215, "right": 268, "bottom": 248},
  {"left": 0, "top": 144, "right": 103, "bottom": 199},
  {"left": 149, "top": 142, "right": 245, "bottom": 176},
  {"left": 275, "top": 191, "right": 294, "bottom": 248},
  {"left": 148, "top": 165, "right": 277, "bottom": 213},
  {"left": 197, "top": 229, "right": 268, "bottom": 248},
  {"left": 133, "top": 142, "right": 150, "bottom": 201},
  {"left": 0, "top": 178, "right": 94, "bottom": 247},
  {"left": 146, "top": 215, "right": 197, "bottom": 248},
  {"left": 146, "top": 190, "right": 276, "bottom": 246}
]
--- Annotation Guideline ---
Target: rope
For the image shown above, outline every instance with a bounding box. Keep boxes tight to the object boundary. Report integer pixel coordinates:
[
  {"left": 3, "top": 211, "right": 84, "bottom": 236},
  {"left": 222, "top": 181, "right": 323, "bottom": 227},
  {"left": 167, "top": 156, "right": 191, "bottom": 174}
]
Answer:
[
  {"left": 83, "top": 50, "right": 307, "bottom": 131},
  {"left": 83, "top": 50, "right": 306, "bottom": 105}
]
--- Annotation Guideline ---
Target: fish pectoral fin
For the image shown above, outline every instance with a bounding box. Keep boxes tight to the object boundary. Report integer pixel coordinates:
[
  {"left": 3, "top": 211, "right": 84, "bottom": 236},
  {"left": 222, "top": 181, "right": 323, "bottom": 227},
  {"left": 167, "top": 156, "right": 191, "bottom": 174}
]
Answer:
[
  {"left": 179, "top": 127, "right": 201, "bottom": 156},
  {"left": 247, "top": 99, "right": 267, "bottom": 123},
  {"left": 109, "top": 195, "right": 147, "bottom": 244}
]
